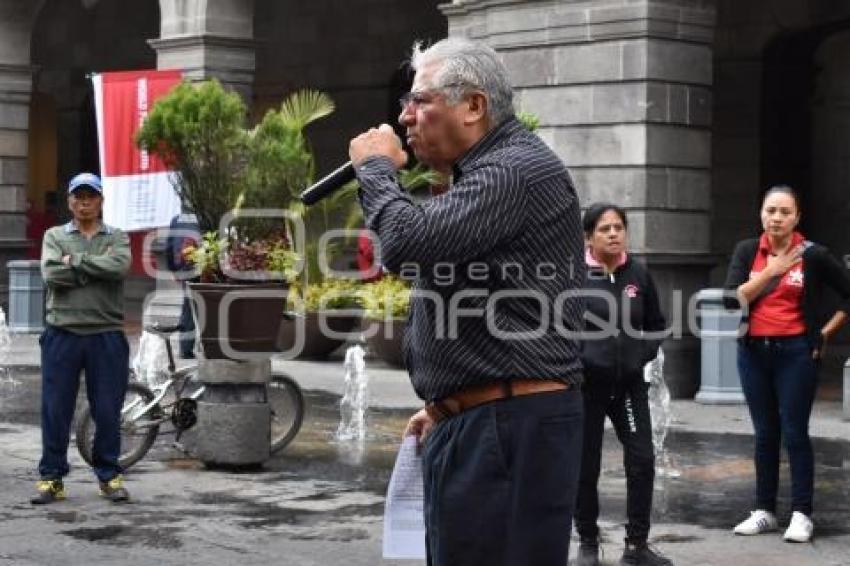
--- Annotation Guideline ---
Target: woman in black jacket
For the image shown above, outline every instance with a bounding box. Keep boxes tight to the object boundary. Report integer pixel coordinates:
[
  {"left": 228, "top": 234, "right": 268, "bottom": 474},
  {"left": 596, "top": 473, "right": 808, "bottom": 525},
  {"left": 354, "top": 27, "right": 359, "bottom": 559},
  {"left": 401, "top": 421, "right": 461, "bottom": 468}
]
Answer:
[
  {"left": 725, "top": 185, "right": 850, "bottom": 543},
  {"left": 574, "top": 203, "right": 671, "bottom": 566}
]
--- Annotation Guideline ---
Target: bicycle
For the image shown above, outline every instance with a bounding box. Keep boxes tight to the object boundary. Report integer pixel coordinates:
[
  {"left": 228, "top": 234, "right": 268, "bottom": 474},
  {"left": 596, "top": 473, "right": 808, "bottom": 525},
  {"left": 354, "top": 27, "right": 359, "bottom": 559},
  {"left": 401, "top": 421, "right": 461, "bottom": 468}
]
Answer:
[{"left": 75, "top": 322, "right": 305, "bottom": 469}]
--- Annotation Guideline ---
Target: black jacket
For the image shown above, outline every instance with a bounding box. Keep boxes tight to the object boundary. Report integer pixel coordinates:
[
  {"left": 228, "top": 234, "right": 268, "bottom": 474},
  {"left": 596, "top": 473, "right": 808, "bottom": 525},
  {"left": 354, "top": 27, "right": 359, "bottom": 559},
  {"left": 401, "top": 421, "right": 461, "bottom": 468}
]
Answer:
[
  {"left": 580, "top": 256, "right": 667, "bottom": 383},
  {"left": 723, "top": 238, "right": 850, "bottom": 349}
]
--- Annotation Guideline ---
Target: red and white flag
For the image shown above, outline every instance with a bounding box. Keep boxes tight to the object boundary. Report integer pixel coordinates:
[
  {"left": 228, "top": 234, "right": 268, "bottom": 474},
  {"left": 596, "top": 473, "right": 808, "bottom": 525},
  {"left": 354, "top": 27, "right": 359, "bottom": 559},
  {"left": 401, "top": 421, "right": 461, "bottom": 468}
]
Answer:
[{"left": 92, "top": 69, "right": 182, "bottom": 231}]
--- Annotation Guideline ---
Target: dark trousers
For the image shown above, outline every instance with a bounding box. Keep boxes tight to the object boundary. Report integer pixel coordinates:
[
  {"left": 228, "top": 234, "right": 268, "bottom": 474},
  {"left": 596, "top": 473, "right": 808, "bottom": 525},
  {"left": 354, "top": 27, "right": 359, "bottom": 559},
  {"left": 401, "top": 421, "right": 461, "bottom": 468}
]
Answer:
[
  {"left": 178, "top": 293, "right": 196, "bottom": 358},
  {"left": 422, "top": 388, "right": 583, "bottom": 566},
  {"left": 575, "top": 374, "right": 655, "bottom": 543},
  {"left": 38, "top": 326, "right": 129, "bottom": 482},
  {"left": 737, "top": 336, "right": 818, "bottom": 516}
]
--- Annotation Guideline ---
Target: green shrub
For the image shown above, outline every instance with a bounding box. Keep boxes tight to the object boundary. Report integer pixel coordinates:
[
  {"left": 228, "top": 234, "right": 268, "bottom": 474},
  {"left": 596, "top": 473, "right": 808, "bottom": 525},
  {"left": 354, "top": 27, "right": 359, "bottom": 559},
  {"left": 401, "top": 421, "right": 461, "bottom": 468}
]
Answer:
[
  {"left": 360, "top": 276, "right": 411, "bottom": 320},
  {"left": 290, "top": 278, "right": 363, "bottom": 311}
]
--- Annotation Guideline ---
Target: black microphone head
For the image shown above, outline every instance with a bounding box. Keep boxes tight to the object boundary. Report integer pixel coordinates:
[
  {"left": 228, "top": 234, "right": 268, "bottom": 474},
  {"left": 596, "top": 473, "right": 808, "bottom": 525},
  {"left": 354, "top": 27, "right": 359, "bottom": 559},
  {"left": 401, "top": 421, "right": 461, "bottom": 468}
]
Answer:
[{"left": 300, "top": 161, "right": 356, "bottom": 205}]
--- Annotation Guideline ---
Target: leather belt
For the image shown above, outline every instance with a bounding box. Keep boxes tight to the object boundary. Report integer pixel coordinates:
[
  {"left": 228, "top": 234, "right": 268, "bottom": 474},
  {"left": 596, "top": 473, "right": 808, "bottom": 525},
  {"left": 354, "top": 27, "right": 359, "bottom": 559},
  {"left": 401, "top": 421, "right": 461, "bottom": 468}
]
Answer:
[
  {"left": 747, "top": 335, "right": 807, "bottom": 347},
  {"left": 425, "top": 379, "right": 570, "bottom": 423}
]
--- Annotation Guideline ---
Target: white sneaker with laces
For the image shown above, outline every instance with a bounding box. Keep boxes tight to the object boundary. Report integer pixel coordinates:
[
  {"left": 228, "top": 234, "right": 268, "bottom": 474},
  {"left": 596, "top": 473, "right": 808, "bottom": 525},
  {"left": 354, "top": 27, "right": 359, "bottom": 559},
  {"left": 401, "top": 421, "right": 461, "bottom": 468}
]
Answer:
[
  {"left": 733, "top": 510, "right": 778, "bottom": 535},
  {"left": 783, "top": 511, "right": 814, "bottom": 543}
]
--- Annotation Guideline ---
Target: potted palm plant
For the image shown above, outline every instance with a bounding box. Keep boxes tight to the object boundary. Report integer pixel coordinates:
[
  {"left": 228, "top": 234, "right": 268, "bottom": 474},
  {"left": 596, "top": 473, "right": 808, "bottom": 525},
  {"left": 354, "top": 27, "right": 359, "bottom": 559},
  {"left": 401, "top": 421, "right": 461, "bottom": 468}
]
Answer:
[
  {"left": 273, "top": 163, "right": 439, "bottom": 359},
  {"left": 136, "top": 80, "right": 333, "bottom": 359}
]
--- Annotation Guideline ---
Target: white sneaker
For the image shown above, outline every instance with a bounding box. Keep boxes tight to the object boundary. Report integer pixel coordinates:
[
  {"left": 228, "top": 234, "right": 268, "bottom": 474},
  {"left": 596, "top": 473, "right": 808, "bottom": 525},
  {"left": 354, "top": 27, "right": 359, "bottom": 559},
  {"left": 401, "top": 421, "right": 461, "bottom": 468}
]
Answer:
[
  {"left": 783, "top": 511, "right": 814, "bottom": 543},
  {"left": 733, "top": 510, "right": 778, "bottom": 535}
]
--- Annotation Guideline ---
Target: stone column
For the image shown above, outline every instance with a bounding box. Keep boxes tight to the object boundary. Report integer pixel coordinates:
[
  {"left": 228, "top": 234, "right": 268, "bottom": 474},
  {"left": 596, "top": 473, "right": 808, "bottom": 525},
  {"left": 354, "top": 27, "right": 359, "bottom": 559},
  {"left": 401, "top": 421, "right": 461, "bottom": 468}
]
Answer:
[
  {"left": 149, "top": 0, "right": 257, "bottom": 101},
  {"left": 0, "top": 0, "right": 45, "bottom": 301},
  {"left": 442, "top": 0, "right": 717, "bottom": 397},
  {"left": 145, "top": 0, "right": 258, "bottom": 323}
]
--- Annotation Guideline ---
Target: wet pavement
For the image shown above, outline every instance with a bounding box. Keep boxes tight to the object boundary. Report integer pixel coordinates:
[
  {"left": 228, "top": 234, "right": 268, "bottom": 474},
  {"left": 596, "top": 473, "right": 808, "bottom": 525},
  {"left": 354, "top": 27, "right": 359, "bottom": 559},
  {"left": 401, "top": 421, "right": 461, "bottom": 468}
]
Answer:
[
  {"left": 0, "top": 371, "right": 413, "bottom": 565},
  {"left": 2, "top": 369, "right": 850, "bottom": 565},
  {"left": 598, "top": 431, "right": 850, "bottom": 535}
]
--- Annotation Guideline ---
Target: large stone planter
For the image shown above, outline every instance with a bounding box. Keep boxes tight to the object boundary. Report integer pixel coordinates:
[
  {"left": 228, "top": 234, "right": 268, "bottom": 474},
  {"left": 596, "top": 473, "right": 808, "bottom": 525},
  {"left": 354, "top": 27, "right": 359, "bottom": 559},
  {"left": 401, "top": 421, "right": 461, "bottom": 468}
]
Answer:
[
  {"left": 194, "top": 358, "right": 271, "bottom": 467},
  {"left": 188, "top": 282, "right": 288, "bottom": 360},
  {"left": 364, "top": 318, "right": 407, "bottom": 368},
  {"left": 276, "top": 310, "right": 362, "bottom": 358}
]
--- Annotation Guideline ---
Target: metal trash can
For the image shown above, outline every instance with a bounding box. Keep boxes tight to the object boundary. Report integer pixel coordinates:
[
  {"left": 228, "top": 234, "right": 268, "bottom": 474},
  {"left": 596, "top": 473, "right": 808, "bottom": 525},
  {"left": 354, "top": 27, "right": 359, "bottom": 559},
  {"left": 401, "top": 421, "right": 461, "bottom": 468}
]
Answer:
[
  {"left": 194, "top": 358, "right": 271, "bottom": 466},
  {"left": 7, "top": 260, "right": 45, "bottom": 333},
  {"left": 695, "top": 288, "right": 745, "bottom": 404}
]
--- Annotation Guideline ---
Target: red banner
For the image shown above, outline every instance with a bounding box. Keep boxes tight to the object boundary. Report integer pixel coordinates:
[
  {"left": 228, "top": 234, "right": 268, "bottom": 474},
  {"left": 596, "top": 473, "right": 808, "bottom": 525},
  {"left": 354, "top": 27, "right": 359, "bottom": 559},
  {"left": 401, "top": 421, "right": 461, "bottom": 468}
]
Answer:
[
  {"left": 93, "top": 69, "right": 182, "bottom": 233},
  {"left": 93, "top": 70, "right": 183, "bottom": 275}
]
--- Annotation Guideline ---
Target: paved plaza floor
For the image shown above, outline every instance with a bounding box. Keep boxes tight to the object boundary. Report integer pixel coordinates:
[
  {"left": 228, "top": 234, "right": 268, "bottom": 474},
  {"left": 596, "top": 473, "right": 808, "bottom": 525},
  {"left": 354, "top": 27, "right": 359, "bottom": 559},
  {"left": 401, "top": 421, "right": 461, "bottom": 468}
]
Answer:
[{"left": 1, "top": 331, "right": 849, "bottom": 565}]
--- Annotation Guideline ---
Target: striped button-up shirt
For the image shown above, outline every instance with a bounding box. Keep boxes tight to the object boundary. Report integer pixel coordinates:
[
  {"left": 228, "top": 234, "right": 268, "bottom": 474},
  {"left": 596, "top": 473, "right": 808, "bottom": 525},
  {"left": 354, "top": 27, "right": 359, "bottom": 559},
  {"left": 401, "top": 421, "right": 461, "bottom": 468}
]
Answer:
[{"left": 357, "top": 117, "right": 585, "bottom": 401}]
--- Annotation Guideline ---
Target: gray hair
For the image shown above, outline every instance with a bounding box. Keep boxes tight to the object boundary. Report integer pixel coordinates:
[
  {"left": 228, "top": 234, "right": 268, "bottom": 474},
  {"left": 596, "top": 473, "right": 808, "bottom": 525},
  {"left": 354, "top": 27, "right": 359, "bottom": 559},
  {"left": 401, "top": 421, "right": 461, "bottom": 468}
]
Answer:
[{"left": 410, "top": 37, "right": 514, "bottom": 126}]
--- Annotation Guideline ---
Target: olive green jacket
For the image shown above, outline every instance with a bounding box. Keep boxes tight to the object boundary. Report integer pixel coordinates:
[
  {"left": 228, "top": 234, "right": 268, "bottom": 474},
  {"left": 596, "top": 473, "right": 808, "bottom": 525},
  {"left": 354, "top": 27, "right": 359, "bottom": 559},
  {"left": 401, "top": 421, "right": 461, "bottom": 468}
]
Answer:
[{"left": 40, "top": 221, "right": 131, "bottom": 334}]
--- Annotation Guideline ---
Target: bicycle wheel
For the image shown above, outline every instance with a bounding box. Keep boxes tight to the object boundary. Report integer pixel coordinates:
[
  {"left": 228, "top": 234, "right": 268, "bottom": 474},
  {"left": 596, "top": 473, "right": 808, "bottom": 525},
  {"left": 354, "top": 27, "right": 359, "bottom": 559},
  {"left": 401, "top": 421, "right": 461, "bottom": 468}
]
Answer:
[
  {"left": 75, "top": 381, "right": 162, "bottom": 470},
  {"left": 268, "top": 373, "right": 305, "bottom": 454}
]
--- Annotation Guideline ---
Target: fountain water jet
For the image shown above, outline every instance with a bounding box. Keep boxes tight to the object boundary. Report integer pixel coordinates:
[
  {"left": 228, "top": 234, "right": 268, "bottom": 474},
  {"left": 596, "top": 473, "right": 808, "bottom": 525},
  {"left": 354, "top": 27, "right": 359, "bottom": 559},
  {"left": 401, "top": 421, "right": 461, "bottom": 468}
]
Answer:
[
  {"left": 646, "top": 347, "right": 680, "bottom": 479},
  {"left": 335, "top": 345, "right": 370, "bottom": 464},
  {"left": 132, "top": 330, "right": 170, "bottom": 389}
]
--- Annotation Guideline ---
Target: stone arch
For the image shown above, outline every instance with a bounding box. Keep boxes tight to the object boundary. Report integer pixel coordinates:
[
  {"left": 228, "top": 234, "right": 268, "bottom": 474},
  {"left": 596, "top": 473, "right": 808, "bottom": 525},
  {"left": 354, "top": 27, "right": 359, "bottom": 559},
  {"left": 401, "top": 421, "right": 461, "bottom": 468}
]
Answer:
[
  {"left": 759, "top": 19, "right": 850, "bottom": 250},
  {"left": 754, "top": 16, "right": 850, "bottom": 387},
  {"left": 0, "top": 0, "right": 46, "bottom": 64},
  {"left": 29, "top": 0, "right": 160, "bottom": 207},
  {"left": 152, "top": 0, "right": 255, "bottom": 100},
  {"left": 159, "top": 0, "right": 253, "bottom": 38},
  {"left": 712, "top": 2, "right": 850, "bottom": 264}
]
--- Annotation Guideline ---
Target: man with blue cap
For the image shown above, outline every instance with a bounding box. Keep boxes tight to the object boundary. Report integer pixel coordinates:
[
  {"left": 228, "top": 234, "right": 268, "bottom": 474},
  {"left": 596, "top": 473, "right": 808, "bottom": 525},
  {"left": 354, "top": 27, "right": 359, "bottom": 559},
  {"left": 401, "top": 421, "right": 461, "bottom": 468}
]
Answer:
[{"left": 31, "top": 172, "right": 133, "bottom": 504}]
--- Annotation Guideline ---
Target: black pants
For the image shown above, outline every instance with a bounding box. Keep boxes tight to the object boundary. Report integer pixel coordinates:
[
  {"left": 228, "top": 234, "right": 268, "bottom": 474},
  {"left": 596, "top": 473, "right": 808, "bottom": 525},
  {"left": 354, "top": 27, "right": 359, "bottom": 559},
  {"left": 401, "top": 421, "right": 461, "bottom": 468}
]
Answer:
[
  {"left": 575, "top": 374, "right": 655, "bottom": 543},
  {"left": 738, "top": 336, "right": 818, "bottom": 516},
  {"left": 178, "top": 293, "right": 196, "bottom": 358},
  {"left": 38, "top": 326, "right": 129, "bottom": 482},
  {"left": 422, "top": 388, "right": 583, "bottom": 566}
]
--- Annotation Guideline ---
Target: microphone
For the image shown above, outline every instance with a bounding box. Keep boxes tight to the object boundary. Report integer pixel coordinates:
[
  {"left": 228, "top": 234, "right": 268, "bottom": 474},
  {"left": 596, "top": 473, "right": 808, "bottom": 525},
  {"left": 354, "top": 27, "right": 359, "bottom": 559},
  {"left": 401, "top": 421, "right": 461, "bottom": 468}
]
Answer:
[{"left": 300, "top": 161, "right": 356, "bottom": 205}]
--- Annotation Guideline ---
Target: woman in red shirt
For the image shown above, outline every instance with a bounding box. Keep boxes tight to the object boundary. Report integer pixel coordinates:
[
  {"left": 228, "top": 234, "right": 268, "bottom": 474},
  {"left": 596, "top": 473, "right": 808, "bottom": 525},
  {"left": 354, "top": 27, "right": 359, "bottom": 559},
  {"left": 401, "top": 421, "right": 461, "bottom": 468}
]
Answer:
[{"left": 724, "top": 185, "right": 850, "bottom": 543}]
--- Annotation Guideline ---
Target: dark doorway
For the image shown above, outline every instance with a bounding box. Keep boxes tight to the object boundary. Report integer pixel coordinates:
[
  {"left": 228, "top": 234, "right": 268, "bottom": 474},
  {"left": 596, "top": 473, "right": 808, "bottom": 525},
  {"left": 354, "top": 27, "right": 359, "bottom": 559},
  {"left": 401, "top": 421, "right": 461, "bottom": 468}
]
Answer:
[{"left": 760, "top": 20, "right": 850, "bottom": 397}]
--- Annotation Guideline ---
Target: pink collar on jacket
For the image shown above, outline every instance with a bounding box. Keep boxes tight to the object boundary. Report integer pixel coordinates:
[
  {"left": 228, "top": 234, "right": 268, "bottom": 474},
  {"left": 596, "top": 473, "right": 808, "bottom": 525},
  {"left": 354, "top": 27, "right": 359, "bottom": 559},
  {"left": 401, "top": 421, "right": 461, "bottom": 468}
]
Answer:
[{"left": 585, "top": 248, "right": 628, "bottom": 270}]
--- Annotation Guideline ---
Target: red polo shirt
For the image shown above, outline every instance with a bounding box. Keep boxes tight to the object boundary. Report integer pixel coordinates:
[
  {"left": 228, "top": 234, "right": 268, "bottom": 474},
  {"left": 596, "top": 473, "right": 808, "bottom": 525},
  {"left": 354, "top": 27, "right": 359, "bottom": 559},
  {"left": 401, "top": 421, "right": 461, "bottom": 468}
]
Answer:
[{"left": 748, "top": 231, "right": 806, "bottom": 337}]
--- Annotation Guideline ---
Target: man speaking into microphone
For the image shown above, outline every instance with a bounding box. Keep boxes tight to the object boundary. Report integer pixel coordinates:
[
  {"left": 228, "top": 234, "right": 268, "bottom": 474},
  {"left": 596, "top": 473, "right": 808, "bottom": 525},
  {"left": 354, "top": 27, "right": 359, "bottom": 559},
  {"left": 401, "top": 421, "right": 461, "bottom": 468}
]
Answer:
[{"left": 350, "top": 37, "right": 585, "bottom": 566}]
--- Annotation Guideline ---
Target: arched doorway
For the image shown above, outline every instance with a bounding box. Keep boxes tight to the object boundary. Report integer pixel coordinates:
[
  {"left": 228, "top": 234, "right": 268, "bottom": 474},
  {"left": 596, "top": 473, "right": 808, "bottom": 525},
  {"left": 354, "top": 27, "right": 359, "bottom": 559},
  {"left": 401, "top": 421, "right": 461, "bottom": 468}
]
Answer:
[
  {"left": 28, "top": 0, "right": 161, "bottom": 322},
  {"left": 759, "top": 20, "right": 850, "bottom": 395}
]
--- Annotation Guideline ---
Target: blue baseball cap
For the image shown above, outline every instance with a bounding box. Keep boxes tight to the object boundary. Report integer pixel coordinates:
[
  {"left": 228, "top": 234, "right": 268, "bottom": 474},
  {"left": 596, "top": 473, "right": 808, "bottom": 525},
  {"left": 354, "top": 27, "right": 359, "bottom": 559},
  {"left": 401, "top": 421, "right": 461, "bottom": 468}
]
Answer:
[{"left": 68, "top": 172, "right": 103, "bottom": 195}]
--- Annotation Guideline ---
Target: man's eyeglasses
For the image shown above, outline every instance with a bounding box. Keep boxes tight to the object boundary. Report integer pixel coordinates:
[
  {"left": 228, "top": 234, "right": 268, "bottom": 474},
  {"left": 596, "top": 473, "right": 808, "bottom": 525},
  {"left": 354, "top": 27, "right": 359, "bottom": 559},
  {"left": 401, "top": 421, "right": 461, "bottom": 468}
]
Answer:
[{"left": 398, "top": 83, "right": 469, "bottom": 110}]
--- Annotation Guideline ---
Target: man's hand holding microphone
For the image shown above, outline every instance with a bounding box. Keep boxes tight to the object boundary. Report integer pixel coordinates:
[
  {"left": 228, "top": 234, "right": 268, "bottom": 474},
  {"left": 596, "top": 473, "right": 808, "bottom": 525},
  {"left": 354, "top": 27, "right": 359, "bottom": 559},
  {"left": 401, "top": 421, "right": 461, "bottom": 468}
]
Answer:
[{"left": 349, "top": 123, "right": 408, "bottom": 169}]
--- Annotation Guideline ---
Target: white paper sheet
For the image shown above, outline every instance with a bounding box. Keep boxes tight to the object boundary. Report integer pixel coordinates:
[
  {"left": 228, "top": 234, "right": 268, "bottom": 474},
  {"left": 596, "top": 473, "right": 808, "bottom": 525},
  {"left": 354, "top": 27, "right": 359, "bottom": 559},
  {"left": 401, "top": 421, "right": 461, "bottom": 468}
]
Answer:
[{"left": 382, "top": 435, "right": 427, "bottom": 559}]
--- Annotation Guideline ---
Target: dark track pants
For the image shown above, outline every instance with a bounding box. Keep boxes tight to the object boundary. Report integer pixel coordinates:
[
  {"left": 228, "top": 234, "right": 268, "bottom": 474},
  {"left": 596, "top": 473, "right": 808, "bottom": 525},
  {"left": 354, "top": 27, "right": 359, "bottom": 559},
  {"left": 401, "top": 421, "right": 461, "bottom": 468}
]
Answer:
[
  {"left": 575, "top": 375, "right": 655, "bottom": 543},
  {"left": 178, "top": 293, "right": 196, "bottom": 358},
  {"left": 38, "top": 326, "right": 129, "bottom": 482},
  {"left": 422, "top": 388, "right": 583, "bottom": 566}
]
